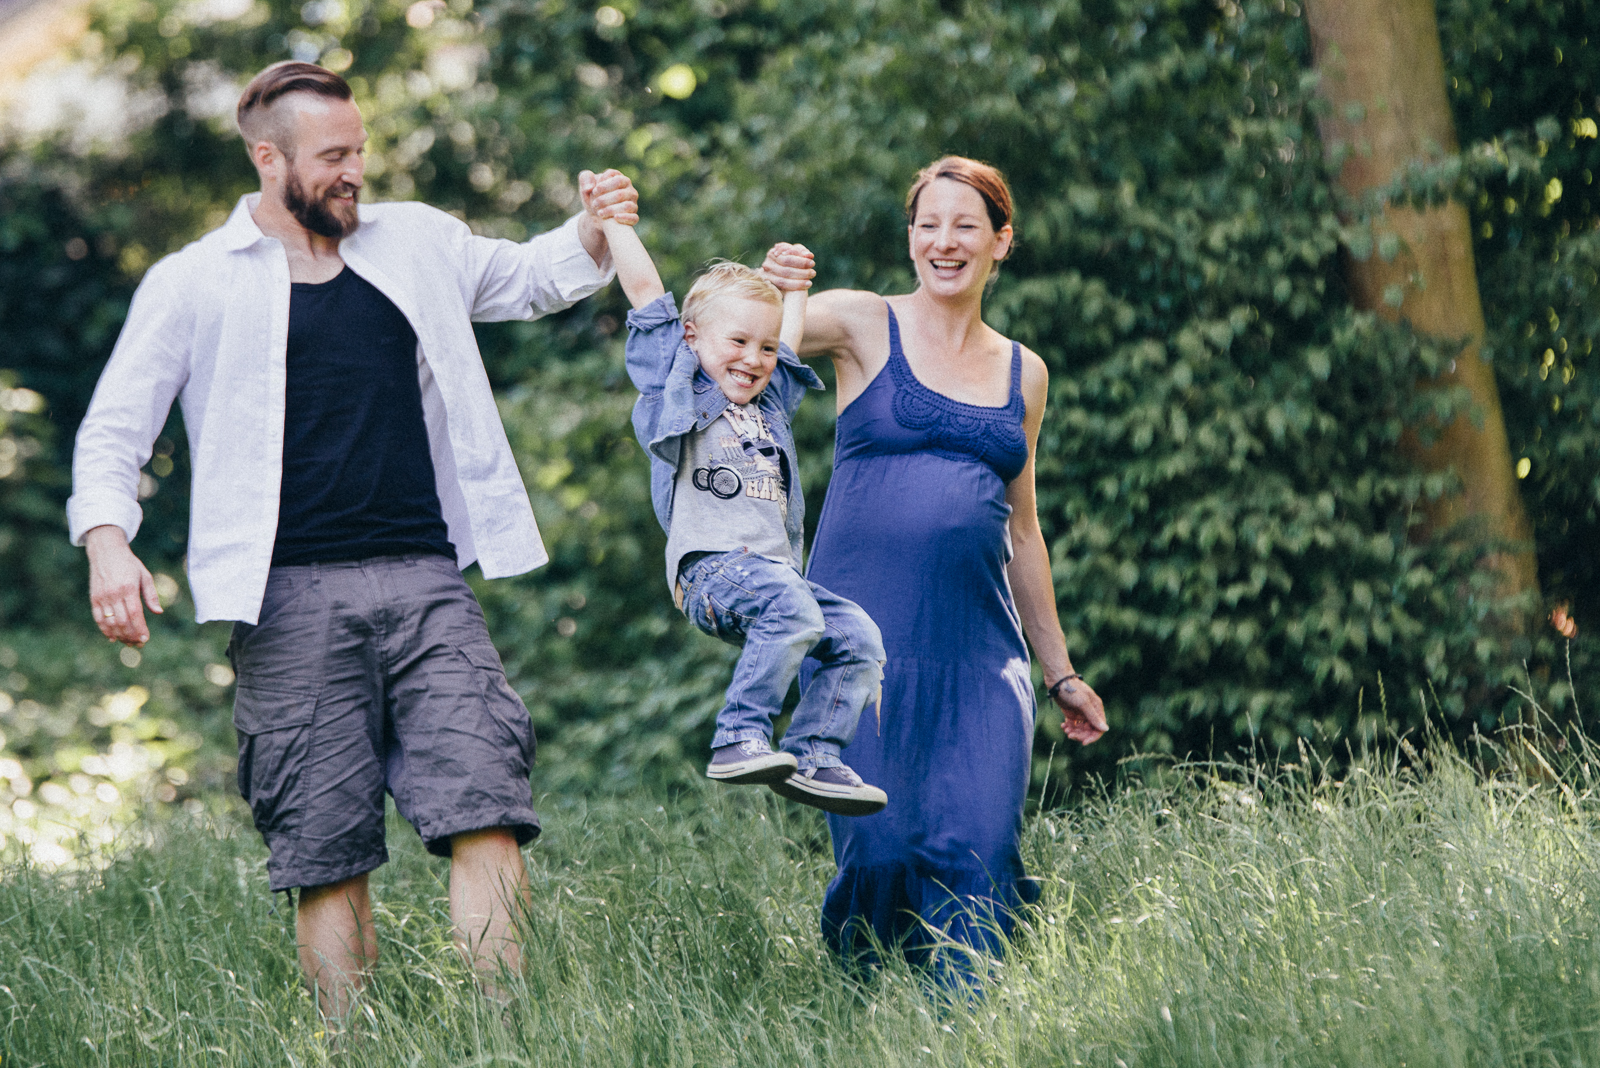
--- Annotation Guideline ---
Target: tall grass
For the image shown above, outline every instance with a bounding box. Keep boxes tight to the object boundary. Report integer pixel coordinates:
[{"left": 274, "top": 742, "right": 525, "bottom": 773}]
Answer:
[{"left": 6, "top": 725, "right": 1600, "bottom": 1066}]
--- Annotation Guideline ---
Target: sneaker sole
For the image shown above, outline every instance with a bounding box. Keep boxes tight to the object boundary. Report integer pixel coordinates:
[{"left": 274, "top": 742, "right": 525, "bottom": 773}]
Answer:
[
  {"left": 770, "top": 776, "right": 888, "bottom": 817},
  {"left": 706, "top": 753, "right": 798, "bottom": 785}
]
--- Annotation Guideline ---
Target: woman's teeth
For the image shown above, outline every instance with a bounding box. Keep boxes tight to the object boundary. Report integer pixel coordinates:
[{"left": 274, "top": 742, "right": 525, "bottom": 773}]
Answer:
[{"left": 931, "top": 259, "right": 964, "bottom": 270}]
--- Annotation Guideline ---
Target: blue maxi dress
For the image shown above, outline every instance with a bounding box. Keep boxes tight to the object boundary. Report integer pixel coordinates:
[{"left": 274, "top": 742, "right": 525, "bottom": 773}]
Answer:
[{"left": 805, "top": 304, "right": 1040, "bottom": 969}]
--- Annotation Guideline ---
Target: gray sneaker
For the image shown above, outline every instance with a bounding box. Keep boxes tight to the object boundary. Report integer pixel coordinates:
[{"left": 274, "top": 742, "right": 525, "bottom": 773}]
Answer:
[
  {"left": 706, "top": 739, "right": 798, "bottom": 785},
  {"left": 770, "top": 764, "right": 887, "bottom": 816}
]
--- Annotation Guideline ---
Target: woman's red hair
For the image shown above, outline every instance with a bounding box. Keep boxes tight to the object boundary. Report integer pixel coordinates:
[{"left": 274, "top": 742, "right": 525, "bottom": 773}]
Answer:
[{"left": 904, "top": 156, "right": 1014, "bottom": 233}]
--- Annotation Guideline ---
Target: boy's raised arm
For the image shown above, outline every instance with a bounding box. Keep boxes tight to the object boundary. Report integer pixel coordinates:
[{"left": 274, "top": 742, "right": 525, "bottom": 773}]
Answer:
[
  {"left": 601, "top": 218, "right": 666, "bottom": 310},
  {"left": 780, "top": 288, "right": 807, "bottom": 353},
  {"left": 767, "top": 242, "right": 814, "bottom": 353}
]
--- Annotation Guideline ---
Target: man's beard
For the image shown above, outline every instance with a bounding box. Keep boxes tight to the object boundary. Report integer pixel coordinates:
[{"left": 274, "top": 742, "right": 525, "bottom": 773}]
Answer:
[{"left": 283, "top": 166, "right": 359, "bottom": 239}]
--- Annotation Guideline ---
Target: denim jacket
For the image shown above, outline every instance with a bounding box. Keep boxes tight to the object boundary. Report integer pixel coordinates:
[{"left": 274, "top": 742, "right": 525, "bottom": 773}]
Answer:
[{"left": 625, "top": 292, "right": 824, "bottom": 576}]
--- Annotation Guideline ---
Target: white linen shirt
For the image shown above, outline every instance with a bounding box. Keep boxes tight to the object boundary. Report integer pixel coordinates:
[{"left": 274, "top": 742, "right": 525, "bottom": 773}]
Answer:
[{"left": 67, "top": 193, "right": 614, "bottom": 624}]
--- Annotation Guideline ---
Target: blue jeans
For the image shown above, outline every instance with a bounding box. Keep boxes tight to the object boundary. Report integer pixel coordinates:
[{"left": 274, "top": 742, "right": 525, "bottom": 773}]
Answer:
[{"left": 679, "top": 550, "right": 884, "bottom": 769}]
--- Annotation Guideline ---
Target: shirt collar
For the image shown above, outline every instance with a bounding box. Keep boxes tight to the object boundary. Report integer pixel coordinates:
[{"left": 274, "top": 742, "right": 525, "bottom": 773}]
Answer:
[
  {"left": 215, "top": 193, "right": 271, "bottom": 252},
  {"left": 213, "top": 192, "right": 373, "bottom": 252}
]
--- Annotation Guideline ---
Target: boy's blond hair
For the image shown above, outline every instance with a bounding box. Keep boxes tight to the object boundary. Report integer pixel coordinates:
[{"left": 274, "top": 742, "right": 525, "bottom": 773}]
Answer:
[{"left": 681, "top": 261, "right": 781, "bottom": 328}]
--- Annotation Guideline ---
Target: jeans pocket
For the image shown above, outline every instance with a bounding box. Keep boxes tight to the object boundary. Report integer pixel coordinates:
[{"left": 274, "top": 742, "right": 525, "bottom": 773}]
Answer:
[
  {"left": 681, "top": 552, "right": 761, "bottom": 643},
  {"left": 232, "top": 682, "right": 322, "bottom": 835}
]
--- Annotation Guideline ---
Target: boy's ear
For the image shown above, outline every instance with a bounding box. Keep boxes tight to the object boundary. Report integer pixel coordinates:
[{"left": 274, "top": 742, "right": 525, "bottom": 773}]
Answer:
[{"left": 682, "top": 319, "right": 698, "bottom": 345}]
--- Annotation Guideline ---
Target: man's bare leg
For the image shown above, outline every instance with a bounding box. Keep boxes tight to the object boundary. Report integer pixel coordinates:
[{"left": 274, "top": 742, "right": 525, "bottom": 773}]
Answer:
[
  {"left": 297, "top": 873, "right": 378, "bottom": 1023},
  {"left": 449, "top": 828, "right": 532, "bottom": 1001}
]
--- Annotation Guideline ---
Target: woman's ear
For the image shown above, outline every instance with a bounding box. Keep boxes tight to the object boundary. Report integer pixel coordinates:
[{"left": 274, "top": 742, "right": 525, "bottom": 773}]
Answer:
[{"left": 993, "top": 223, "right": 1014, "bottom": 262}]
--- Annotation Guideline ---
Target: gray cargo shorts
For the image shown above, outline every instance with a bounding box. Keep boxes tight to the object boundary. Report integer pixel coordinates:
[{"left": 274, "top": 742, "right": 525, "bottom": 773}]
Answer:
[{"left": 228, "top": 553, "right": 539, "bottom": 892}]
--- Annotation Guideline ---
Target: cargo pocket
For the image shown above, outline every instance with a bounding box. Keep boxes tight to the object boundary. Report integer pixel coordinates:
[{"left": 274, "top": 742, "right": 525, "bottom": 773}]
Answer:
[
  {"left": 232, "top": 683, "right": 322, "bottom": 836},
  {"left": 454, "top": 642, "right": 536, "bottom": 770}
]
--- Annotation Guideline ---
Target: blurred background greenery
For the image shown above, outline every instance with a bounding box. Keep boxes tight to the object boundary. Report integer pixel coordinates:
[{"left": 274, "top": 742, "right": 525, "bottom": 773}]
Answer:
[{"left": 0, "top": 0, "right": 1595, "bottom": 867}]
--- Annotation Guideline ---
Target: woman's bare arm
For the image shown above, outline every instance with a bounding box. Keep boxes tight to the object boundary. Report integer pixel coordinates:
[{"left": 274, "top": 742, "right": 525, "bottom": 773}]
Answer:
[
  {"left": 760, "top": 245, "right": 893, "bottom": 398},
  {"left": 1006, "top": 347, "right": 1108, "bottom": 744}
]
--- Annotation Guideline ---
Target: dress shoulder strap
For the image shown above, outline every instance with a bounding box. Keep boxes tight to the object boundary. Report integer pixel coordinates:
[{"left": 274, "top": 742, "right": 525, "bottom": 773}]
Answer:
[
  {"left": 886, "top": 302, "right": 905, "bottom": 363},
  {"left": 1008, "top": 341, "right": 1024, "bottom": 410}
]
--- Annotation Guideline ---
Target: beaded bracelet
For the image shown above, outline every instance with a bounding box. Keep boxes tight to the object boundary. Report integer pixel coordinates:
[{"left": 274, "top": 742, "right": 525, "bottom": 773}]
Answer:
[{"left": 1046, "top": 673, "right": 1084, "bottom": 701}]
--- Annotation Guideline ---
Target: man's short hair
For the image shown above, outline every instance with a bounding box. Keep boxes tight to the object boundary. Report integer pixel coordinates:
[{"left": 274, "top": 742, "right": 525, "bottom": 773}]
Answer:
[
  {"left": 236, "top": 61, "right": 353, "bottom": 152},
  {"left": 681, "top": 261, "right": 782, "bottom": 328}
]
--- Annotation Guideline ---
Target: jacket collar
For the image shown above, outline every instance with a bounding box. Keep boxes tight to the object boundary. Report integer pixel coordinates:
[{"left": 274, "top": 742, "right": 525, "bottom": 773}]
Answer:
[{"left": 779, "top": 345, "right": 826, "bottom": 391}]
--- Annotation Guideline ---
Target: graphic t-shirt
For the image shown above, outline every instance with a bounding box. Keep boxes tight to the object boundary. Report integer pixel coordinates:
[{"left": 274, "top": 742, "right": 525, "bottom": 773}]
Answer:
[{"left": 664, "top": 401, "right": 795, "bottom": 582}]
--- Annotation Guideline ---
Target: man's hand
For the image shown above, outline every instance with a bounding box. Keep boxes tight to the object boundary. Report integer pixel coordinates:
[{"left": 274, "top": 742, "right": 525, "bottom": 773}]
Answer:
[
  {"left": 579, "top": 168, "right": 640, "bottom": 224},
  {"left": 761, "top": 242, "right": 816, "bottom": 293},
  {"left": 85, "top": 525, "right": 162, "bottom": 647},
  {"left": 576, "top": 169, "right": 640, "bottom": 267},
  {"left": 1052, "top": 678, "right": 1108, "bottom": 746}
]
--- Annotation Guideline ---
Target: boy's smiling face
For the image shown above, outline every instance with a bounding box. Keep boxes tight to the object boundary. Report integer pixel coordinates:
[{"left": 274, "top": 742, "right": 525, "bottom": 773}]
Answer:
[{"left": 683, "top": 296, "right": 783, "bottom": 406}]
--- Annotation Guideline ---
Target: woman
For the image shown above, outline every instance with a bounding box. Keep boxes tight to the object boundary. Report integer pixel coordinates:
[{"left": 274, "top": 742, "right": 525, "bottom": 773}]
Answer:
[{"left": 765, "top": 157, "right": 1108, "bottom": 977}]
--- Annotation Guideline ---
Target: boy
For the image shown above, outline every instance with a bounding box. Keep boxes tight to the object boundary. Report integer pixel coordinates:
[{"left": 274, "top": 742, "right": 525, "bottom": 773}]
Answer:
[{"left": 600, "top": 216, "right": 887, "bottom": 816}]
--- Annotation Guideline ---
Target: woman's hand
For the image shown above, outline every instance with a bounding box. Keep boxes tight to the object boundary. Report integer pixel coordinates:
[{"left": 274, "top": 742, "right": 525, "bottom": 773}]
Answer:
[
  {"left": 761, "top": 242, "right": 816, "bottom": 292},
  {"left": 1050, "top": 676, "right": 1108, "bottom": 745}
]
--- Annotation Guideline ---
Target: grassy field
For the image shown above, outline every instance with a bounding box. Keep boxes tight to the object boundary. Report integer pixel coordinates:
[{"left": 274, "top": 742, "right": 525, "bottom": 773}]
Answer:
[{"left": 5, "top": 733, "right": 1600, "bottom": 1067}]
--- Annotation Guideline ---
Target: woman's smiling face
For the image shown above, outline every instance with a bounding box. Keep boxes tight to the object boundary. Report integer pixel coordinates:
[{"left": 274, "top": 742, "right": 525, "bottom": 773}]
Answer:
[{"left": 907, "top": 178, "right": 1013, "bottom": 298}]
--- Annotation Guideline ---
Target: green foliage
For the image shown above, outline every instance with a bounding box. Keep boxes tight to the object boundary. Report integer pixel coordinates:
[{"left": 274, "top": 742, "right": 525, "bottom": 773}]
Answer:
[
  {"left": 10, "top": 731, "right": 1600, "bottom": 1064},
  {"left": 0, "top": 0, "right": 1595, "bottom": 797},
  {"left": 0, "top": 618, "right": 237, "bottom": 864}
]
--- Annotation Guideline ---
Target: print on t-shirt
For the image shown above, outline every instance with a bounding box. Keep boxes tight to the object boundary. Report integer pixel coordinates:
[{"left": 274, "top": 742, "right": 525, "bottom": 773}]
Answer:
[{"left": 692, "top": 404, "right": 788, "bottom": 506}]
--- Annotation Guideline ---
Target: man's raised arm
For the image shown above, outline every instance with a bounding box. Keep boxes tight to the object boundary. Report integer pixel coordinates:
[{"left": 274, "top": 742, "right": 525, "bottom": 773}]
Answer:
[{"left": 463, "top": 169, "right": 640, "bottom": 323}]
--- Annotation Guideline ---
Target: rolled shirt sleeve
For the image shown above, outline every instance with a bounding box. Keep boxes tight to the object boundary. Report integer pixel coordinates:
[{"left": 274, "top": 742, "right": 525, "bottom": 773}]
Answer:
[
  {"left": 67, "top": 255, "right": 194, "bottom": 546},
  {"left": 466, "top": 212, "right": 615, "bottom": 322},
  {"left": 623, "top": 292, "right": 684, "bottom": 395}
]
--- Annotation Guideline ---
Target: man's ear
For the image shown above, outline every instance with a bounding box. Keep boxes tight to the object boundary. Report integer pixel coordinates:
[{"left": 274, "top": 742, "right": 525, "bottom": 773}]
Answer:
[{"left": 249, "top": 138, "right": 283, "bottom": 180}]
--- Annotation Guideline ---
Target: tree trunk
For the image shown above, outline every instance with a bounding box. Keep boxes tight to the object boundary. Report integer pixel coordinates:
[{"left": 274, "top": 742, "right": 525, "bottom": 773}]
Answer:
[{"left": 1305, "top": 0, "right": 1539, "bottom": 610}]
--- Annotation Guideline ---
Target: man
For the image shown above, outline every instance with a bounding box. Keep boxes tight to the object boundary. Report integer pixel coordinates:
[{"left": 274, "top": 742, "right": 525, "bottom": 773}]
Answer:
[{"left": 67, "top": 61, "right": 637, "bottom": 1017}]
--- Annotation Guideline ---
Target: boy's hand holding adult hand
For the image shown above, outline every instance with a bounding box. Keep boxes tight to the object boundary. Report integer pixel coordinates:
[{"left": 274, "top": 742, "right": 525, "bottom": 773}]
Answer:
[
  {"left": 576, "top": 169, "right": 641, "bottom": 266},
  {"left": 761, "top": 242, "right": 816, "bottom": 292},
  {"left": 84, "top": 525, "right": 161, "bottom": 647},
  {"left": 579, "top": 169, "right": 640, "bottom": 224},
  {"left": 1053, "top": 678, "right": 1108, "bottom": 746}
]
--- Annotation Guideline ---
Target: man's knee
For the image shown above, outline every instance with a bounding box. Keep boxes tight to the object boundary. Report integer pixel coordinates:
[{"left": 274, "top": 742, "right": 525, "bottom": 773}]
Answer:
[
  {"left": 299, "top": 871, "right": 370, "bottom": 910},
  {"left": 450, "top": 826, "right": 523, "bottom": 857}
]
